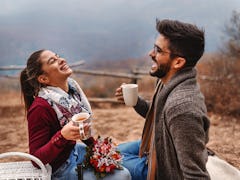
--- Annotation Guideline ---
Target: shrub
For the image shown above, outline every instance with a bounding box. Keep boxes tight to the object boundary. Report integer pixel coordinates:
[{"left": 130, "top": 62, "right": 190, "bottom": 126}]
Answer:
[{"left": 197, "top": 54, "right": 240, "bottom": 117}]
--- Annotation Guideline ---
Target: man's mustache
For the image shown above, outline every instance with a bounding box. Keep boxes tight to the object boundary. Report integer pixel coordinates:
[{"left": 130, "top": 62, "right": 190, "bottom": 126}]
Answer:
[{"left": 151, "top": 57, "right": 157, "bottom": 62}]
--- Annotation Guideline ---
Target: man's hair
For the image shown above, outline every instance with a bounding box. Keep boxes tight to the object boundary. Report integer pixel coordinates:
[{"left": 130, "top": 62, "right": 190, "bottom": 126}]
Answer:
[{"left": 156, "top": 19, "right": 205, "bottom": 67}]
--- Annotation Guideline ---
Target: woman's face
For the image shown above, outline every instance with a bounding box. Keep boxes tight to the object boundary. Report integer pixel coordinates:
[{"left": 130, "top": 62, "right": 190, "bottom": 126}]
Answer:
[{"left": 38, "top": 50, "right": 72, "bottom": 86}]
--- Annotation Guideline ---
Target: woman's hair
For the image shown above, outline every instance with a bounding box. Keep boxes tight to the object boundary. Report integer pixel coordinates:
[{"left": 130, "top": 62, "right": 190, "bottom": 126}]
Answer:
[
  {"left": 156, "top": 19, "right": 205, "bottom": 67},
  {"left": 20, "top": 49, "right": 45, "bottom": 111}
]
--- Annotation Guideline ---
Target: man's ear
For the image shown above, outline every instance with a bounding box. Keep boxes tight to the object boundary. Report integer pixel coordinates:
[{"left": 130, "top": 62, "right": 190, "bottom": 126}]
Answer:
[
  {"left": 173, "top": 57, "right": 186, "bottom": 69},
  {"left": 37, "top": 74, "right": 49, "bottom": 84}
]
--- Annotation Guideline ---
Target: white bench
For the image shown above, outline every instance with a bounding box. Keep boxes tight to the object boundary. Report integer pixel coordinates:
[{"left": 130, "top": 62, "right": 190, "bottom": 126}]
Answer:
[
  {"left": 0, "top": 152, "right": 52, "bottom": 180},
  {"left": 206, "top": 155, "right": 240, "bottom": 180}
]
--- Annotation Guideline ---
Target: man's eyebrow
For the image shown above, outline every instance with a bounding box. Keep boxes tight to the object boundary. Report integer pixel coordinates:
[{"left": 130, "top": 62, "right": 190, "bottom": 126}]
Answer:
[
  {"left": 154, "top": 44, "right": 162, "bottom": 50},
  {"left": 155, "top": 44, "right": 168, "bottom": 52}
]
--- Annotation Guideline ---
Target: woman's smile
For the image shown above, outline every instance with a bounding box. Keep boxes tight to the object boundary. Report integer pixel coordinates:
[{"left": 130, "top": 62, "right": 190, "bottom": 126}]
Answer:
[{"left": 60, "top": 63, "right": 70, "bottom": 71}]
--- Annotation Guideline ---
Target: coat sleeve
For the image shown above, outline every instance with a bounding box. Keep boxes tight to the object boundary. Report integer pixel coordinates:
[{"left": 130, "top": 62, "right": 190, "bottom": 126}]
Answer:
[
  {"left": 133, "top": 96, "right": 150, "bottom": 118},
  {"left": 167, "top": 103, "right": 210, "bottom": 179},
  {"left": 28, "top": 105, "right": 72, "bottom": 165}
]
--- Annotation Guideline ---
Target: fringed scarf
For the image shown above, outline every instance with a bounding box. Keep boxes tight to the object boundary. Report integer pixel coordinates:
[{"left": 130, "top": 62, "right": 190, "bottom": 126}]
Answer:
[{"left": 38, "top": 78, "right": 92, "bottom": 127}]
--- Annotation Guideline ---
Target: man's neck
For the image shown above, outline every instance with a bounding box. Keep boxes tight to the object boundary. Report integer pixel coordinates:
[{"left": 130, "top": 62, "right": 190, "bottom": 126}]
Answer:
[{"left": 161, "top": 70, "right": 177, "bottom": 84}]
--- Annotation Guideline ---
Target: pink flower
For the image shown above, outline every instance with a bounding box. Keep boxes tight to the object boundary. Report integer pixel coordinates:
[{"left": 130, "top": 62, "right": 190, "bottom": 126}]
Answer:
[{"left": 83, "top": 136, "right": 123, "bottom": 178}]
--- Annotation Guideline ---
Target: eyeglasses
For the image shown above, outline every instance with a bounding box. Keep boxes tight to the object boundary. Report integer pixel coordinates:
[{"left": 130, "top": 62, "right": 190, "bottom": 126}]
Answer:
[{"left": 153, "top": 44, "right": 185, "bottom": 58}]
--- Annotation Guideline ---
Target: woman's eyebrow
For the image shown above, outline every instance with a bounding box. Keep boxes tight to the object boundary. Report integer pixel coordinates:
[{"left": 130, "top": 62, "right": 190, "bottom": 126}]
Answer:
[{"left": 47, "top": 53, "right": 57, "bottom": 64}]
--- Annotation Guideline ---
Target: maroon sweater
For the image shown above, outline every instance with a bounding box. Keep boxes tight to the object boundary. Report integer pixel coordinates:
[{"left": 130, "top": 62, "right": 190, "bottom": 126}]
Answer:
[{"left": 27, "top": 97, "right": 76, "bottom": 172}]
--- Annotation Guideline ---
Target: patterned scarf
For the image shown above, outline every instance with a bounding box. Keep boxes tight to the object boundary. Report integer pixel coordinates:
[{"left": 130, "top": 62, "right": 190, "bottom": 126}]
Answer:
[{"left": 38, "top": 78, "right": 92, "bottom": 127}]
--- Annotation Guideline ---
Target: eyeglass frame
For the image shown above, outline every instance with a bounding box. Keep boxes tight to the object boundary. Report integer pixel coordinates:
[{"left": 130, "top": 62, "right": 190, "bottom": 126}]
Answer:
[{"left": 153, "top": 44, "right": 185, "bottom": 58}]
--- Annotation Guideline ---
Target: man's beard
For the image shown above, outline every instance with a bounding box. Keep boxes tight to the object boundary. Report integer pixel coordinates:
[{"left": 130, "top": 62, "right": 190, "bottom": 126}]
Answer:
[{"left": 150, "top": 59, "right": 171, "bottom": 78}]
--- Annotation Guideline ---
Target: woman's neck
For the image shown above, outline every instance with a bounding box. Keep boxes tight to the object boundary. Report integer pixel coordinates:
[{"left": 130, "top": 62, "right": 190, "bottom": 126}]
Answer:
[
  {"left": 50, "top": 80, "right": 69, "bottom": 92},
  {"left": 59, "top": 82, "right": 69, "bottom": 92}
]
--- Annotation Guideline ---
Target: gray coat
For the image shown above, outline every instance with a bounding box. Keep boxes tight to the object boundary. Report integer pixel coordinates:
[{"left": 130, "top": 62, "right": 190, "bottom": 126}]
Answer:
[{"left": 135, "top": 67, "right": 210, "bottom": 180}]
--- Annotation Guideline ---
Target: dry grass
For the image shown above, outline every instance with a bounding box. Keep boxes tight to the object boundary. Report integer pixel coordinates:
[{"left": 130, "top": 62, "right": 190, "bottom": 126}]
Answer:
[{"left": 0, "top": 91, "right": 239, "bottom": 170}]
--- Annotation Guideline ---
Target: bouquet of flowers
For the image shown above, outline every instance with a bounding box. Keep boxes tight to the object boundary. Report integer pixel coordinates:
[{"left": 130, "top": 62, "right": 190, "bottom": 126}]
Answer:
[{"left": 83, "top": 136, "right": 123, "bottom": 178}]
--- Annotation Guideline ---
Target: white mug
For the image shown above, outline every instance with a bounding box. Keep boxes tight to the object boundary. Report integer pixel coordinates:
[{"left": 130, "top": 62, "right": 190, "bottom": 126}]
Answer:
[
  {"left": 121, "top": 84, "right": 138, "bottom": 106},
  {"left": 72, "top": 112, "right": 91, "bottom": 140}
]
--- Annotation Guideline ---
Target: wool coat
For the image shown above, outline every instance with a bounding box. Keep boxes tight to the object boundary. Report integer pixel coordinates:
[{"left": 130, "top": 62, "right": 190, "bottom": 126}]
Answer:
[{"left": 135, "top": 67, "right": 210, "bottom": 180}]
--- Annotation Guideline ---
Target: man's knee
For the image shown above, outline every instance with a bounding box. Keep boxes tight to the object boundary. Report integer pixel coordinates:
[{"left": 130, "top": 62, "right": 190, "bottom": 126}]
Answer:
[{"left": 118, "top": 140, "right": 141, "bottom": 154}]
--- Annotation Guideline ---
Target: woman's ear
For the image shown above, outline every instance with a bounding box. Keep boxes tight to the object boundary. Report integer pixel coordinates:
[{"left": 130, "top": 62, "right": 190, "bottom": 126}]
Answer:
[
  {"left": 173, "top": 57, "right": 186, "bottom": 69},
  {"left": 37, "top": 74, "right": 49, "bottom": 84}
]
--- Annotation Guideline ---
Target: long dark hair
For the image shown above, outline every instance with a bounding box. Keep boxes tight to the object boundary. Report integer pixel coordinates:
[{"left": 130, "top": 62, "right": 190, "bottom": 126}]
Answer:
[{"left": 20, "top": 49, "right": 45, "bottom": 111}]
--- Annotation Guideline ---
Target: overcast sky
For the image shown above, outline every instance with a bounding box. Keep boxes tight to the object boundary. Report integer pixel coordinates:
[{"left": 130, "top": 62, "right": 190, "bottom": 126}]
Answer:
[{"left": 0, "top": 0, "right": 240, "bottom": 68}]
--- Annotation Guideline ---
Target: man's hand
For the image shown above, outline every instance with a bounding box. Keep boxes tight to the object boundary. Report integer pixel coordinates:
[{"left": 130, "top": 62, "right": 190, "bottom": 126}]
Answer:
[{"left": 115, "top": 84, "right": 125, "bottom": 103}]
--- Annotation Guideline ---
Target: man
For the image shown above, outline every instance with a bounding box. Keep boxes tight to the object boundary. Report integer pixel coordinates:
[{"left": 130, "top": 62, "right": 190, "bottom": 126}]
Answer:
[{"left": 116, "top": 19, "right": 210, "bottom": 180}]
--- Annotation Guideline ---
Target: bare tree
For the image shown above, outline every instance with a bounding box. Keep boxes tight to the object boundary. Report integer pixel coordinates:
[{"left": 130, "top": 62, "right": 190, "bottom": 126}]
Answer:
[{"left": 223, "top": 10, "right": 240, "bottom": 59}]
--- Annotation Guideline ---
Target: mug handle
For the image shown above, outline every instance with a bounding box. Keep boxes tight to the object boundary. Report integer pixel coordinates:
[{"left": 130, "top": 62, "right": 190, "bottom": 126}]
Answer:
[{"left": 79, "top": 123, "right": 87, "bottom": 140}]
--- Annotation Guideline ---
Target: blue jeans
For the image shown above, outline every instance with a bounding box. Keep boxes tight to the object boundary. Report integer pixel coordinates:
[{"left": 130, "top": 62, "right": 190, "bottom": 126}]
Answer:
[
  {"left": 52, "top": 143, "right": 131, "bottom": 180},
  {"left": 118, "top": 140, "right": 148, "bottom": 180}
]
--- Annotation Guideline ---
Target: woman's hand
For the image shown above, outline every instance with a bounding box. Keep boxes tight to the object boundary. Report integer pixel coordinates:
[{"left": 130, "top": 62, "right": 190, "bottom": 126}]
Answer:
[
  {"left": 61, "top": 121, "right": 91, "bottom": 141},
  {"left": 115, "top": 84, "right": 125, "bottom": 103}
]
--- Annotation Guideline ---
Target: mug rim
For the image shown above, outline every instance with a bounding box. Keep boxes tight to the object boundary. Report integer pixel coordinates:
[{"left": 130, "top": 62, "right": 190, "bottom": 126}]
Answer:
[
  {"left": 121, "top": 83, "right": 138, "bottom": 88},
  {"left": 72, "top": 112, "right": 90, "bottom": 122}
]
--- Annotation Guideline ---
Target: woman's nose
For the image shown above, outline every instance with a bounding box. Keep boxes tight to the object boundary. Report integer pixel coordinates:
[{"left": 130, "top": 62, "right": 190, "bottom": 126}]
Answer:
[{"left": 58, "top": 57, "right": 66, "bottom": 64}]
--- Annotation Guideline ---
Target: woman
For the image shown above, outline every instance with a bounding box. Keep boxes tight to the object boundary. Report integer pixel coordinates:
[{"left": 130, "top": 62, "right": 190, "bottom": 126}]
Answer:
[{"left": 20, "top": 49, "right": 131, "bottom": 180}]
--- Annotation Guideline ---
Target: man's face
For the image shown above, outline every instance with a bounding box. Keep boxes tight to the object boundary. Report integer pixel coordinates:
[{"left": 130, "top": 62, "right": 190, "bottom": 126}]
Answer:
[{"left": 149, "top": 34, "right": 173, "bottom": 79}]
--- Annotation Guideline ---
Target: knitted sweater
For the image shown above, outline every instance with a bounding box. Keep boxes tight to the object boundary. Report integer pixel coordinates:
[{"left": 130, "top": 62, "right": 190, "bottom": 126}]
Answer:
[
  {"left": 135, "top": 67, "right": 210, "bottom": 180},
  {"left": 27, "top": 97, "right": 75, "bottom": 172}
]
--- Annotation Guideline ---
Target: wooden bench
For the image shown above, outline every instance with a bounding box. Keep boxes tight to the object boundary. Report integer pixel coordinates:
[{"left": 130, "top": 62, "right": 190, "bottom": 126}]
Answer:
[{"left": 0, "top": 152, "right": 52, "bottom": 180}]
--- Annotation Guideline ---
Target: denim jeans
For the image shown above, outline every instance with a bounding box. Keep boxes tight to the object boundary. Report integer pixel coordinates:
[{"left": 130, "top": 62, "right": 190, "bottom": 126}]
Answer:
[
  {"left": 118, "top": 140, "right": 148, "bottom": 180},
  {"left": 52, "top": 143, "right": 131, "bottom": 180}
]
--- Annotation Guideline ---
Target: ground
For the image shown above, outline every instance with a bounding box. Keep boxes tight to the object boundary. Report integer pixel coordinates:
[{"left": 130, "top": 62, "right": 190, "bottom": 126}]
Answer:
[{"left": 0, "top": 92, "right": 239, "bottom": 170}]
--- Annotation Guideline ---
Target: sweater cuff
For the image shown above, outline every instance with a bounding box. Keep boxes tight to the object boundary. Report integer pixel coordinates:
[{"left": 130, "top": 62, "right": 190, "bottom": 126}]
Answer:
[{"left": 51, "top": 131, "right": 69, "bottom": 148}]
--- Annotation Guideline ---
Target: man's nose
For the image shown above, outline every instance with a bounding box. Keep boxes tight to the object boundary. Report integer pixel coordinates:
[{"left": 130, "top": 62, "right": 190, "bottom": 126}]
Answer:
[{"left": 148, "top": 48, "right": 155, "bottom": 57}]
